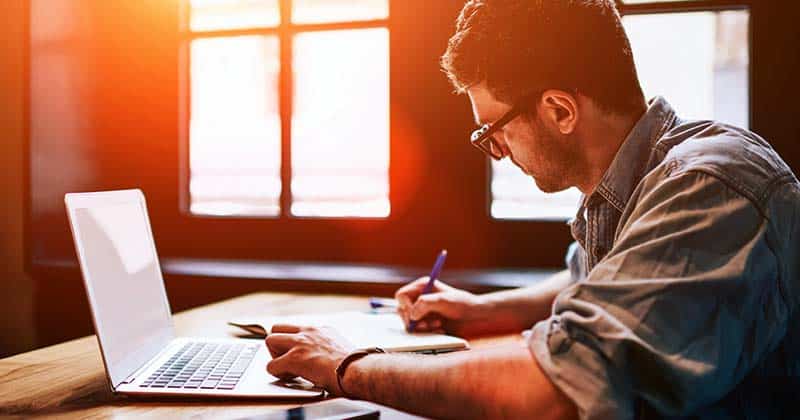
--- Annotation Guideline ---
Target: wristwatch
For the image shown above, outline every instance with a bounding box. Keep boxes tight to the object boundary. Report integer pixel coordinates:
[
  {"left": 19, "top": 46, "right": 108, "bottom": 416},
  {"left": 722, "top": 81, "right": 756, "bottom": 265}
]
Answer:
[{"left": 335, "top": 347, "right": 386, "bottom": 397}]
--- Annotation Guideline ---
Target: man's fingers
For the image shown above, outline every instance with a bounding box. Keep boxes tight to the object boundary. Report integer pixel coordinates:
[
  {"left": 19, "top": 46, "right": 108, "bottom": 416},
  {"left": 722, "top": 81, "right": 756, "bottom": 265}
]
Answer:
[
  {"left": 396, "top": 277, "right": 439, "bottom": 325},
  {"left": 398, "top": 305, "right": 410, "bottom": 326},
  {"left": 410, "top": 293, "right": 440, "bottom": 320},
  {"left": 266, "top": 349, "right": 300, "bottom": 380},
  {"left": 410, "top": 294, "right": 460, "bottom": 321},
  {"left": 395, "top": 289, "right": 413, "bottom": 309},
  {"left": 394, "top": 277, "right": 430, "bottom": 307},
  {"left": 265, "top": 333, "right": 298, "bottom": 358},
  {"left": 409, "top": 315, "right": 445, "bottom": 332},
  {"left": 429, "top": 318, "right": 442, "bottom": 330}
]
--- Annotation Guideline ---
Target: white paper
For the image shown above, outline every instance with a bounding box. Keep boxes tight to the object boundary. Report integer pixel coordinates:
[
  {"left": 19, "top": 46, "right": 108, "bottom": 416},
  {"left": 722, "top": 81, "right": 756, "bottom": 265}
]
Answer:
[{"left": 229, "top": 311, "right": 468, "bottom": 353}]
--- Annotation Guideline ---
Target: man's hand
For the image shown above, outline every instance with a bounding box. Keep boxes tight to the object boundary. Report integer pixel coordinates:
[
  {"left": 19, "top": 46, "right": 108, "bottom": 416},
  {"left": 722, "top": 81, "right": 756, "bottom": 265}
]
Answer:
[
  {"left": 395, "top": 277, "right": 493, "bottom": 337},
  {"left": 264, "top": 324, "right": 355, "bottom": 395}
]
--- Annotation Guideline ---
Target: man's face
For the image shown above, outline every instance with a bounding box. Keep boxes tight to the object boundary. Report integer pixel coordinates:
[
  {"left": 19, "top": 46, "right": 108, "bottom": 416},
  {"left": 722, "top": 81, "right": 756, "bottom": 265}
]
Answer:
[{"left": 467, "top": 84, "right": 579, "bottom": 193}]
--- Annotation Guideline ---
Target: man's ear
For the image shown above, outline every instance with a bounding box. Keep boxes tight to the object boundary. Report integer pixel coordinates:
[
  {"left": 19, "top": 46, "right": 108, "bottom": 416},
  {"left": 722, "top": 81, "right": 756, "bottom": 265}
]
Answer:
[{"left": 539, "top": 90, "right": 578, "bottom": 135}]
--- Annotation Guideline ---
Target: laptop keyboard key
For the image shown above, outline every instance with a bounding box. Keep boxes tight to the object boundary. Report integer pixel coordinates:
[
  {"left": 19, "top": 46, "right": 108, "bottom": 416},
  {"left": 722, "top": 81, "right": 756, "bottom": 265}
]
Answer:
[
  {"left": 201, "top": 380, "right": 219, "bottom": 389},
  {"left": 142, "top": 341, "right": 255, "bottom": 391}
]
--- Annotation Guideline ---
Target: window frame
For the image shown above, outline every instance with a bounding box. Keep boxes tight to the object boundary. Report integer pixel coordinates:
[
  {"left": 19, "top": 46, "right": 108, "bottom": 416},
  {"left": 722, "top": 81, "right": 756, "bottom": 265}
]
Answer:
[
  {"left": 619, "top": 1, "right": 753, "bottom": 131},
  {"left": 178, "top": 0, "right": 391, "bottom": 220},
  {"left": 616, "top": 0, "right": 751, "bottom": 14}
]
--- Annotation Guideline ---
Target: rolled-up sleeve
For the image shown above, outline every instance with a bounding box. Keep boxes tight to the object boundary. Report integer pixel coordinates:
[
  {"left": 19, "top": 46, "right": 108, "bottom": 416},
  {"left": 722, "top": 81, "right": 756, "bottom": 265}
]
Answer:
[{"left": 528, "top": 170, "right": 790, "bottom": 419}]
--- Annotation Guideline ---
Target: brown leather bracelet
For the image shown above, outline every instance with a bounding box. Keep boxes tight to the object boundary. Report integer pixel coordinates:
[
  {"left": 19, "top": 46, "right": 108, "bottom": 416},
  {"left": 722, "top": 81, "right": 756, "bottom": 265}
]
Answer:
[{"left": 335, "top": 347, "right": 385, "bottom": 397}]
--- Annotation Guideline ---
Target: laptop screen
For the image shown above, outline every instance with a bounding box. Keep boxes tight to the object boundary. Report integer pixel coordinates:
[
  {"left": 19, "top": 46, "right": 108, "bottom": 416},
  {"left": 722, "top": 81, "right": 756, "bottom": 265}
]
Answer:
[{"left": 67, "top": 191, "right": 174, "bottom": 388}]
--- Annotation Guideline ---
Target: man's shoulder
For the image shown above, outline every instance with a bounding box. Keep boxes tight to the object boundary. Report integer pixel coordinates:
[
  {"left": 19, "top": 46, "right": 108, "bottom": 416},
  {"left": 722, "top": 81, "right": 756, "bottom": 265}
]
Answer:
[{"left": 651, "top": 119, "right": 796, "bottom": 207}]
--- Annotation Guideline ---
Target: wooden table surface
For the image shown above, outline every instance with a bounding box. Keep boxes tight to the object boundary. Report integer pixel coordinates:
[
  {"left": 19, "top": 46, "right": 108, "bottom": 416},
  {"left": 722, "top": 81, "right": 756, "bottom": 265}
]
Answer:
[{"left": 0, "top": 292, "right": 519, "bottom": 419}]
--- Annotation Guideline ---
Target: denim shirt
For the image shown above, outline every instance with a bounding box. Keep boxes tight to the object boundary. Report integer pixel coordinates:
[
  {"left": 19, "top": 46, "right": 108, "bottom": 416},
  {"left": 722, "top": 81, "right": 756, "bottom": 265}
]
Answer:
[{"left": 527, "top": 97, "right": 800, "bottom": 419}]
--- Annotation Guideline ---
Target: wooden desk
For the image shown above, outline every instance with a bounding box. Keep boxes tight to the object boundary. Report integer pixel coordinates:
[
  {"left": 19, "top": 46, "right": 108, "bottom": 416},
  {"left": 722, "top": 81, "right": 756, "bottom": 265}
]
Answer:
[{"left": 0, "top": 293, "right": 517, "bottom": 419}]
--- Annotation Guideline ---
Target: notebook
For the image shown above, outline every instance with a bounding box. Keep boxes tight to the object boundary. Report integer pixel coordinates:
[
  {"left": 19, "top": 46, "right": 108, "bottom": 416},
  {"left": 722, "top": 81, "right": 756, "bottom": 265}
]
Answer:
[{"left": 228, "top": 311, "right": 469, "bottom": 353}]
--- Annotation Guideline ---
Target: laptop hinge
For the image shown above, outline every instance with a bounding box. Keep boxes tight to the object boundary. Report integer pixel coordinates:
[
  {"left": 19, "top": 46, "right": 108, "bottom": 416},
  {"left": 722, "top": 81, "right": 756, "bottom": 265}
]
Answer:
[{"left": 120, "top": 341, "right": 179, "bottom": 385}]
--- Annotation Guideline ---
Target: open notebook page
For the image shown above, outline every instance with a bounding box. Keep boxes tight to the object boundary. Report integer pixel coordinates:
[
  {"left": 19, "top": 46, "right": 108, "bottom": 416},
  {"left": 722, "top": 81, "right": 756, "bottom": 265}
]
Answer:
[{"left": 228, "top": 311, "right": 468, "bottom": 353}]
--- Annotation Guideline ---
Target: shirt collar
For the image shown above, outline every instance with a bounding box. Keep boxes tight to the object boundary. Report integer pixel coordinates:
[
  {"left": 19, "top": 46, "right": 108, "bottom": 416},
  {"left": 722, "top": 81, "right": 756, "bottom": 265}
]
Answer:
[{"left": 586, "top": 96, "right": 678, "bottom": 213}]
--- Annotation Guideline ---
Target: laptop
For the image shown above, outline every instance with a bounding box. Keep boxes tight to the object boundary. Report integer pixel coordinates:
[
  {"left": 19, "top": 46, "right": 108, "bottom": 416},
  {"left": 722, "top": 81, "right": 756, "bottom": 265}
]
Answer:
[{"left": 65, "top": 189, "right": 323, "bottom": 398}]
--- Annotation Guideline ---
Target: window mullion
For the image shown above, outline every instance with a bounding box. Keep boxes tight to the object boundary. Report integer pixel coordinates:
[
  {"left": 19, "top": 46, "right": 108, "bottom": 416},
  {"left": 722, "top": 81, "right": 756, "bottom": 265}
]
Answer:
[
  {"left": 619, "top": 0, "right": 750, "bottom": 16},
  {"left": 279, "top": 0, "right": 293, "bottom": 217}
]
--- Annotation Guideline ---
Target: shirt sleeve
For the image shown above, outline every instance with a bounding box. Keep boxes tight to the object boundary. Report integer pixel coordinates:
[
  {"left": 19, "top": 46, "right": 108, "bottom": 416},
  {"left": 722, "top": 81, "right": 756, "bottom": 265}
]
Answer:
[
  {"left": 565, "top": 241, "right": 587, "bottom": 283},
  {"left": 528, "top": 169, "right": 790, "bottom": 419}
]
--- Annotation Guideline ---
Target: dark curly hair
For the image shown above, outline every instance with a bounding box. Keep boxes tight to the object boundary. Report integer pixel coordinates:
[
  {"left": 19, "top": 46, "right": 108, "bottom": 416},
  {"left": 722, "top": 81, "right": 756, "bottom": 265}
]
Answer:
[{"left": 441, "top": 0, "right": 645, "bottom": 116}]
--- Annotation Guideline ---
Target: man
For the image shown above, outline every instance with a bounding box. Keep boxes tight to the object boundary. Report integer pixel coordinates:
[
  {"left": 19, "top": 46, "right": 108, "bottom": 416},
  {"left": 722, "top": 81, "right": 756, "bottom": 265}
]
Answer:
[{"left": 265, "top": 1, "right": 800, "bottom": 418}]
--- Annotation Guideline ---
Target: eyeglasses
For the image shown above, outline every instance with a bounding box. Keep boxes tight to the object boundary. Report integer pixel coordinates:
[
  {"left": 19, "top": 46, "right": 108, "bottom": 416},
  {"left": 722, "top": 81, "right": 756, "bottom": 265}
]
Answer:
[{"left": 469, "top": 93, "right": 537, "bottom": 160}]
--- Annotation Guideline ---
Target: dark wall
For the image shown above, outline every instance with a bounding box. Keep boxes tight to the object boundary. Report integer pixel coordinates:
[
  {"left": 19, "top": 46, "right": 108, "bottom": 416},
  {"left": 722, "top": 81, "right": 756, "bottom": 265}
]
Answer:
[
  {"left": 749, "top": 2, "right": 800, "bottom": 155},
  {"left": 30, "top": 0, "right": 182, "bottom": 266},
  {"left": 0, "top": 0, "right": 35, "bottom": 358}
]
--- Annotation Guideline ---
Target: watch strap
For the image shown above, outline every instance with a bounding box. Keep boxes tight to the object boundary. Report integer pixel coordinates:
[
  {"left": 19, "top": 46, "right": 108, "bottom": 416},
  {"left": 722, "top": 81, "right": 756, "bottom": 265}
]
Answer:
[{"left": 335, "top": 347, "right": 386, "bottom": 397}]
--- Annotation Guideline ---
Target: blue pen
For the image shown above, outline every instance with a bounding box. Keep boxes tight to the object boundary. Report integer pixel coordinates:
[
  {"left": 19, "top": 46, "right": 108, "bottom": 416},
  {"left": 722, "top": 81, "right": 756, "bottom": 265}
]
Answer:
[{"left": 408, "top": 249, "right": 448, "bottom": 332}]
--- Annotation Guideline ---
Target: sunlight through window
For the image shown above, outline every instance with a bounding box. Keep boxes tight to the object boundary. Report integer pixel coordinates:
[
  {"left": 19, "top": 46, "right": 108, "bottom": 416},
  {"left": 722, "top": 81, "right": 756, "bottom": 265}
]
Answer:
[
  {"left": 291, "top": 29, "right": 390, "bottom": 217},
  {"left": 623, "top": 10, "right": 749, "bottom": 128},
  {"left": 292, "top": 0, "right": 388, "bottom": 24},
  {"left": 189, "top": 36, "right": 282, "bottom": 216},
  {"left": 187, "top": 0, "right": 390, "bottom": 218},
  {"left": 190, "top": 0, "right": 280, "bottom": 31}
]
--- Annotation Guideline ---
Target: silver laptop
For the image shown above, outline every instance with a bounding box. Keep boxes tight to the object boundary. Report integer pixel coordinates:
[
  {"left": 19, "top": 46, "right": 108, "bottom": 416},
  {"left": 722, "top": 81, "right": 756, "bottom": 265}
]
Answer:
[{"left": 65, "top": 189, "right": 323, "bottom": 399}]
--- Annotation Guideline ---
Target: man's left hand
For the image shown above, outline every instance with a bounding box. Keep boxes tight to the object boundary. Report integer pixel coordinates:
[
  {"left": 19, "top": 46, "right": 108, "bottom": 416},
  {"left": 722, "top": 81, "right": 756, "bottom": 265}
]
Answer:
[{"left": 264, "top": 324, "right": 355, "bottom": 395}]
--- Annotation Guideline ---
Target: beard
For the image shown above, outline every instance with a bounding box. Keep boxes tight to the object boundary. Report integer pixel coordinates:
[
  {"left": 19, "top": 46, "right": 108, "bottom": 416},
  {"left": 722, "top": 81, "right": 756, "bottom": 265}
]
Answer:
[
  {"left": 524, "top": 118, "right": 583, "bottom": 193},
  {"left": 533, "top": 175, "right": 571, "bottom": 193}
]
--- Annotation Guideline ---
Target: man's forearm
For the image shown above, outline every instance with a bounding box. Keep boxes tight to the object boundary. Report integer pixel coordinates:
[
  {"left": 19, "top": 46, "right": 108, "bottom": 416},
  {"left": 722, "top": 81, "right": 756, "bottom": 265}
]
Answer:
[
  {"left": 479, "top": 269, "right": 573, "bottom": 334},
  {"left": 342, "top": 342, "right": 576, "bottom": 420}
]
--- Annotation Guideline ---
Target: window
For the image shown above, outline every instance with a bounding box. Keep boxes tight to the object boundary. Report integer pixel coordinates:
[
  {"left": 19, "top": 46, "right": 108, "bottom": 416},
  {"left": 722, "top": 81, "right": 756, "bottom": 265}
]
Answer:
[
  {"left": 623, "top": 9, "right": 749, "bottom": 128},
  {"left": 489, "top": 0, "right": 750, "bottom": 221},
  {"left": 183, "top": 0, "right": 390, "bottom": 218},
  {"left": 491, "top": 160, "right": 582, "bottom": 220}
]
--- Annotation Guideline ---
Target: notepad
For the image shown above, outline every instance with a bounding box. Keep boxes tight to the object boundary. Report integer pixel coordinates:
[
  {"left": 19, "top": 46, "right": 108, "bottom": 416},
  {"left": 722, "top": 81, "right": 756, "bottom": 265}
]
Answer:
[{"left": 228, "top": 311, "right": 469, "bottom": 353}]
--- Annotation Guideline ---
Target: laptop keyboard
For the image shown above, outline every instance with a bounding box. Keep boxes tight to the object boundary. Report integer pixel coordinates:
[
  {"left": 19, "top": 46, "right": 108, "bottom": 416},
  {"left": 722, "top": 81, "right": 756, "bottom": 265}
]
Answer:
[{"left": 139, "top": 342, "right": 258, "bottom": 390}]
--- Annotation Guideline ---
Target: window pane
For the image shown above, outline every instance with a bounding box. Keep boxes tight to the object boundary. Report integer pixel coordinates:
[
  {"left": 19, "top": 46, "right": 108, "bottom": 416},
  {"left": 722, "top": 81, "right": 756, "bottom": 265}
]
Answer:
[
  {"left": 292, "top": 29, "right": 389, "bottom": 218},
  {"left": 190, "top": 36, "right": 281, "bottom": 216},
  {"left": 623, "top": 10, "right": 749, "bottom": 127},
  {"left": 190, "top": 0, "right": 280, "bottom": 32},
  {"left": 292, "top": 0, "right": 388, "bottom": 24},
  {"left": 491, "top": 160, "right": 582, "bottom": 220}
]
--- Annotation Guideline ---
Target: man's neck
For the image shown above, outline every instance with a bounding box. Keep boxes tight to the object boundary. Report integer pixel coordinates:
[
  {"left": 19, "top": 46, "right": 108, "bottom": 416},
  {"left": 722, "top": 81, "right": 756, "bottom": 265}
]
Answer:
[{"left": 575, "top": 106, "right": 647, "bottom": 195}]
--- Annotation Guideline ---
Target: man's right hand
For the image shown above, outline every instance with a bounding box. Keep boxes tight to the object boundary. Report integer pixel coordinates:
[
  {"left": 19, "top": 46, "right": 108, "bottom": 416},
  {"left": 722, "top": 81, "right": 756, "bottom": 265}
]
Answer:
[{"left": 394, "top": 277, "right": 492, "bottom": 337}]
